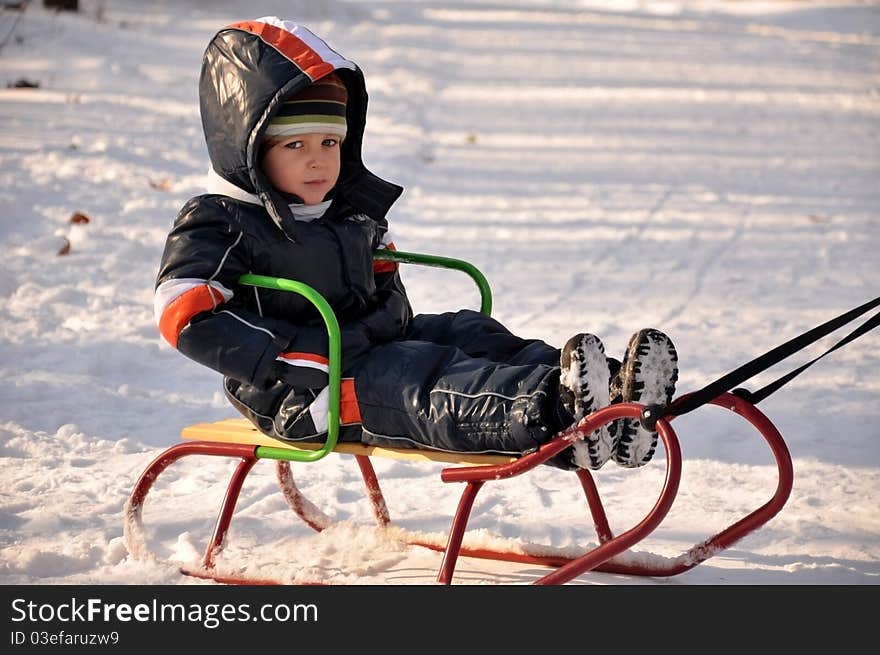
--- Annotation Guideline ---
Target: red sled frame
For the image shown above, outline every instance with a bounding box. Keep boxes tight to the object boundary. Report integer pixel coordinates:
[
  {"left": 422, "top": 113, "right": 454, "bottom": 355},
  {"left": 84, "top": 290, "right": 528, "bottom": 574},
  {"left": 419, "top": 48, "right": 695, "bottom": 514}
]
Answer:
[
  {"left": 125, "top": 251, "right": 794, "bottom": 584},
  {"left": 125, "top": 392, "right": 792, "bottom": 584}
]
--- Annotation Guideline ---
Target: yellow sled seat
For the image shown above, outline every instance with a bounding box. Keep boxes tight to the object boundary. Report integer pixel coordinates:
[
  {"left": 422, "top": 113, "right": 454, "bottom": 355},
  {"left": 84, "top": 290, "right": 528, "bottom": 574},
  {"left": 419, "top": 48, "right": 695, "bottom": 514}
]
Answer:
[{"left": 181, "top": 417, "right": 517, "bottom": 466}]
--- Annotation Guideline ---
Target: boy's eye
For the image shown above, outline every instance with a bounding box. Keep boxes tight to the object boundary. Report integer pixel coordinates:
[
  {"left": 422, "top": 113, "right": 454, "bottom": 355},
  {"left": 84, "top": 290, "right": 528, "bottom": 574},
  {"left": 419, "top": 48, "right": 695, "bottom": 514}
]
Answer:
[
  {"left": 322, "top": 138, "right": 338, "bottom": 147},
  {"left": 284, "top": 140, "right": 303, "bottom": 150}
]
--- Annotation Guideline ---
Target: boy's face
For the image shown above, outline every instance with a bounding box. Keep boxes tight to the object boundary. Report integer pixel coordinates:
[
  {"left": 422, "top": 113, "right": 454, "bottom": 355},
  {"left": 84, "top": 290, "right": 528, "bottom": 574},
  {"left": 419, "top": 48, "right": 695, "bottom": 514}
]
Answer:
[{"left": 261, "top": 133, "right": 342, "bottom": 205}]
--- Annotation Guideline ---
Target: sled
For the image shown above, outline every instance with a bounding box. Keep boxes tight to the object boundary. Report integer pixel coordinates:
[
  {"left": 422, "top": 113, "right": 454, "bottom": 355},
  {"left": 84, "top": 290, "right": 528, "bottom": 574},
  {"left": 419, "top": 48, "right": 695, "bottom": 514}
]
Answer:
[{"left": 124, "top": 250, "right": 794, "bottom": 585}]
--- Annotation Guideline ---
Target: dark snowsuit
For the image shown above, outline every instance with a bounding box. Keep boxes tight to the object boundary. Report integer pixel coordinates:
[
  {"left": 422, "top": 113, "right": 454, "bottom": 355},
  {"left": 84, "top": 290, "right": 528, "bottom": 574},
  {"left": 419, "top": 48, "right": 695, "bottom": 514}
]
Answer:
[{"left": 154, "top": 19, "right": 572, "bottom": 461}]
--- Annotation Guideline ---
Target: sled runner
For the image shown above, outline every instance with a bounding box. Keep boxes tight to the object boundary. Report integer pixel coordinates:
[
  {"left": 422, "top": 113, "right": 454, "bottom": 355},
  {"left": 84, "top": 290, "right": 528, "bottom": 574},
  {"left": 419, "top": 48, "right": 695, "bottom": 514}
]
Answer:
[{"left": 125, "top": 250, "right": 800, "bottom": 585}]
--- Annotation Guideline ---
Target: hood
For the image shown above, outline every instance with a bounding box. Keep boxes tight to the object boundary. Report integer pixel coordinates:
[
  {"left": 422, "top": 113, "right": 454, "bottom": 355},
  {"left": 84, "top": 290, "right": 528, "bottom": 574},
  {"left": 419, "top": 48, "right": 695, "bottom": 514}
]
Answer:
[{"left": 198, "top": 16, "right": 403, "bottom": 230}]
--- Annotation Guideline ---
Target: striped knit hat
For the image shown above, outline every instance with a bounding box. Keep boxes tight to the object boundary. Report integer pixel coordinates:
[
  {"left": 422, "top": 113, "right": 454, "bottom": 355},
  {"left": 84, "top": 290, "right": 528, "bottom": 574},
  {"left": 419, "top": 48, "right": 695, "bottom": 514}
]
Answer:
[{"left": 265, "top": 73, "right": 348, "bottom": 141}]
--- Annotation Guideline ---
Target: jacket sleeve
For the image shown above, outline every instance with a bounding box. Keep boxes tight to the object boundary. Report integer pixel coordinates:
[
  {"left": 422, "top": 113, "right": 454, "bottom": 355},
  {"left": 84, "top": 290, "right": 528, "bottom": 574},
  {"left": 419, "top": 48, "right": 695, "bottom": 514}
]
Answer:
[
  {"left": 360, "top": 227, "right": 413, "bottom": 342},
  {"left": 154, "top": 197, "right": 379, "bottom": 390}
]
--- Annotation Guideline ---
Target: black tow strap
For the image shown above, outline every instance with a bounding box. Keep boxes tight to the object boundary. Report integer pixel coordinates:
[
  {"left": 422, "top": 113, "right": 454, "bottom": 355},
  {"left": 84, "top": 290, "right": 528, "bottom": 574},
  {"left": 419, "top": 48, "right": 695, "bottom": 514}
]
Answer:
[{"left": 643, "top": 295, "right": 880, "bottom": 428}]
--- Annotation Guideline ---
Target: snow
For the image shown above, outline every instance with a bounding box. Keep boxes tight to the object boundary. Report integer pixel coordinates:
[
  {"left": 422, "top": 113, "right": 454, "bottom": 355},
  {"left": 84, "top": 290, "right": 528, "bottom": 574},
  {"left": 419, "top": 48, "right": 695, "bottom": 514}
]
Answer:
[{"left": 0, "top": 0, "right": 878, "bottom": 586}]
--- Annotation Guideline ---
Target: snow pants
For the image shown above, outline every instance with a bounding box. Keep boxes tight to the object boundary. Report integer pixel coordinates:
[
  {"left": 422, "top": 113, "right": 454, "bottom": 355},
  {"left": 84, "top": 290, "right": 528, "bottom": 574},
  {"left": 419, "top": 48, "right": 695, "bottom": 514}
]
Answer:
[{"left": 225, "top": 309, "right": 573, "bottom": 465}]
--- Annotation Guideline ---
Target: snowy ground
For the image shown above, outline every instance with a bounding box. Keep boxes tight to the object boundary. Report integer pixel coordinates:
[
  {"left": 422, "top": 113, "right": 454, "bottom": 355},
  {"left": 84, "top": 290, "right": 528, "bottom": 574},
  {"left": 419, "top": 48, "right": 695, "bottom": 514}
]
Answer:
[{"left": 0, "top": 0, "right": 878, "bottom": 585}]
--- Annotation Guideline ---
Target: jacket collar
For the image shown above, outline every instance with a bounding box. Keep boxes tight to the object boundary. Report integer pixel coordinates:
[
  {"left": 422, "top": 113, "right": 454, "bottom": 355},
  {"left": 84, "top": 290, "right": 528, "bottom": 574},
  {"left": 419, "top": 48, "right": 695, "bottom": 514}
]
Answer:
[{"left": 206, "top": 166, "right": 262, "bottom": 206}]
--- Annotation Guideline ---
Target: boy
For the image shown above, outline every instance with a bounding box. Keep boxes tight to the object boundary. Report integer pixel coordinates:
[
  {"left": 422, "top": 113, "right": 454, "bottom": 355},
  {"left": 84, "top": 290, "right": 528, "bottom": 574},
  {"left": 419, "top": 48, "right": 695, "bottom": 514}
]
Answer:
[{"left": 154, "top": 17, "right": 679, "bottom": 470}]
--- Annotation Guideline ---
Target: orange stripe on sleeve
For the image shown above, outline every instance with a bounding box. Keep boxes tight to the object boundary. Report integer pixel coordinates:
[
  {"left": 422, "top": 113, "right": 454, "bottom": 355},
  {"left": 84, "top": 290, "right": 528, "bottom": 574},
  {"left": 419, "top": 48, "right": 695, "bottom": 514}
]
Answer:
[
  {"left": 230, "top": 21, "right": 335, "bottom": 81},
  {"left": 277, "top": 351, "right": 330, "bottom": 366},
  {"left": 373, "top": 260, "right": 398, "bottom": 274},
  {"left": 340, "top": 379, "right": 362, "bottom": 425},
  {"left": 159, "top": 285, "right": 224, "bottom": 349},
  {"left": 374, "top": 241, "right": 399, "bottom": 274}
]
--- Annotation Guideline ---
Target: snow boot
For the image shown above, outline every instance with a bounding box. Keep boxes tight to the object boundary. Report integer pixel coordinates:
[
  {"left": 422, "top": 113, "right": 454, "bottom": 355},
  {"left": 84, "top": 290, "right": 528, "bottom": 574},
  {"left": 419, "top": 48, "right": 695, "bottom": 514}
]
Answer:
[
  {"left": 611, "top": 328, "right": 679, "bottom": 468},
  {"left": 559, "top": 333, "right": 615, "bottom": 470}
]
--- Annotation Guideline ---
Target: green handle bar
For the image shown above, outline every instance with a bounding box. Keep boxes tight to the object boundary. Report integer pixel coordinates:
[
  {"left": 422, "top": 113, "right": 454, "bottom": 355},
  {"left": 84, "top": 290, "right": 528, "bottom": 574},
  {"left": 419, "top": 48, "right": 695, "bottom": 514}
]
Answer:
[
  {"left": 237, "top": 274, "right": 342, "bottom": 463},
  {"left": 373, "top": 250, "right": 492, "bottom": 316},
  {"left": 238, "top": 250, "right": 492, "bottom": 463}
]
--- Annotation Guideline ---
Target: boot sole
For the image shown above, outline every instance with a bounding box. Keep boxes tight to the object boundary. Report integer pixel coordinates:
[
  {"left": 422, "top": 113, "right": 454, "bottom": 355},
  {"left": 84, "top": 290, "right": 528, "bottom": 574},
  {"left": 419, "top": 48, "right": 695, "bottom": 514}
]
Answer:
[
  {"left": 613, "top": 329, "right": 678, "bottom": 468},
  {"left": 561, "top": 334, "right": 615, "bottom": 470}
]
